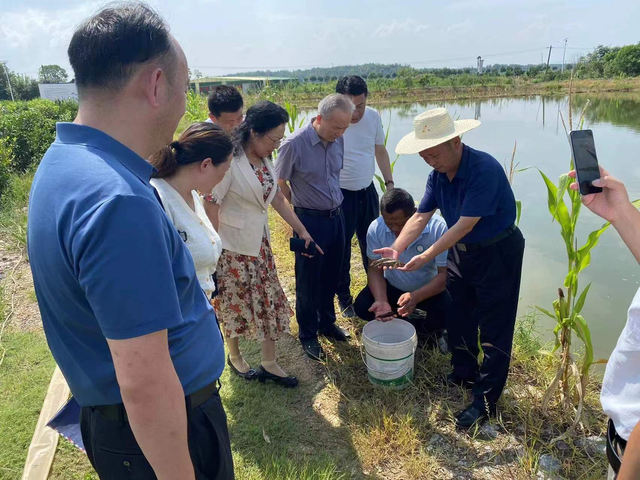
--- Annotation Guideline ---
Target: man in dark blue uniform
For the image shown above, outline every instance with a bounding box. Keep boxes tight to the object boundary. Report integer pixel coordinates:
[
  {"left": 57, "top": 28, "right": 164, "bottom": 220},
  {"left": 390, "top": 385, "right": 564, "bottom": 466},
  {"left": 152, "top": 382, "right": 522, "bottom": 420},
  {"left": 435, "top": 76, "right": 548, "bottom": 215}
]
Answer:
[{"left": 374, "top": 108, "right": 525, "bottom": 428}]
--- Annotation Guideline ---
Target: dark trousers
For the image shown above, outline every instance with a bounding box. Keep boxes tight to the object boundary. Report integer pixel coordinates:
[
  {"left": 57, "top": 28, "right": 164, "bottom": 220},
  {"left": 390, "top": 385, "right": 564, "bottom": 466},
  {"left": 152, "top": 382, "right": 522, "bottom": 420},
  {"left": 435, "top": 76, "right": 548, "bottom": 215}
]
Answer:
[
  {"left": 353, "top": 280, "right": 448, "bottom": 334},
  {"left": 294, "top": 210, "right": 346, "bottom": 341},
  {"left": 336, "top": 182, "right": 380, "bottom": 306},
  {"left": 447, "top": 228, "right": 525, "bottom": 408},
  {"left": 80, "top": 390, "right": 234, "bottom": 479}
]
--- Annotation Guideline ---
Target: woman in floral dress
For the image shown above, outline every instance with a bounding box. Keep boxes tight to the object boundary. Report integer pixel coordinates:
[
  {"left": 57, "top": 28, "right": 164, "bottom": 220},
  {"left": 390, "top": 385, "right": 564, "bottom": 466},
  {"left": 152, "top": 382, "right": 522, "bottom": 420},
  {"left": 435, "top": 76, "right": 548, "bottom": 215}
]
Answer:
[{"left": 205, "top": 101, "right": 321, "bottom": 388}]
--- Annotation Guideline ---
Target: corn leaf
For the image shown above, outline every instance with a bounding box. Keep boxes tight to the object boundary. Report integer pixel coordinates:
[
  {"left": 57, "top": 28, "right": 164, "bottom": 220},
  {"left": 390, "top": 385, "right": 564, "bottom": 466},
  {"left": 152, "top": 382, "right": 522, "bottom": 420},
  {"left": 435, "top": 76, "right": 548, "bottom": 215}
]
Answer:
[
  {"left": 570, "top": 186, "right": 582, "bottom": 227},
  {"left": 539, "top": 169, "right": 574, "bottom": 258},
  {"left": 384, "top": 112, "right": 391, "bottom": 148},
  {"left": 516, "top": 200, "right": 522, "bottom": 226},
  {"left": 576, "top": 222, "right": 611, "bottom": 273},
  {"left": 574, "top": 283, "right": 591, "bottom": 314},
  {"left": 536, "top": 305, "right": 557, "bottom": 319},
  {"left": 374, "top": 174, "right": 386, "bottom": 193},
  {"left": 554, "top": 174, "right": 570, "bottom": 219},
  {"left": 573, "top": 315, "right": 594, "bottom": 373},
  {"left": 552, "top": 323, "right": 562, "bottom": 353}
]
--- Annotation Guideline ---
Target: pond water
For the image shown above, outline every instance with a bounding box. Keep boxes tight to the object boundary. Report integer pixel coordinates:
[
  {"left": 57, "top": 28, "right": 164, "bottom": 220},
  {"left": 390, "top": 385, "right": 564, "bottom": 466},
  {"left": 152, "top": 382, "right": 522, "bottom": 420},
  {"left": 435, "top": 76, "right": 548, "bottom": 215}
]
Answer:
[{"left": 301, "top": 92, "right": 640, "bottom": 360}]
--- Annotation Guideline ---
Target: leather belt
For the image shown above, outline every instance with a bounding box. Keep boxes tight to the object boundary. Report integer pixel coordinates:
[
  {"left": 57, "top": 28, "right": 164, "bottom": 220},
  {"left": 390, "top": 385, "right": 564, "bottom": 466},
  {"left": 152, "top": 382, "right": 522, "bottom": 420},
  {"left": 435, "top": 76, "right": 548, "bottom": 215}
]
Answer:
[
  {"left": 294, "top": 206, "right": 342, "bottom": 218},
  {"left": 456, "top": 224, "right": 518, "bottom": 252}
]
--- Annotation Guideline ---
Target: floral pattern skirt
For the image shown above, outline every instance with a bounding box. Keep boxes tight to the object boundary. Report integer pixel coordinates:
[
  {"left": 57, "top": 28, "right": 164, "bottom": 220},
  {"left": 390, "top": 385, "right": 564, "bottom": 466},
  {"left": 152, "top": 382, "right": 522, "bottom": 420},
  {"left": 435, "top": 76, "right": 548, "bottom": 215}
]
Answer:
[{"left": 214, "top": 235, "right": 292, "bottom": 341}]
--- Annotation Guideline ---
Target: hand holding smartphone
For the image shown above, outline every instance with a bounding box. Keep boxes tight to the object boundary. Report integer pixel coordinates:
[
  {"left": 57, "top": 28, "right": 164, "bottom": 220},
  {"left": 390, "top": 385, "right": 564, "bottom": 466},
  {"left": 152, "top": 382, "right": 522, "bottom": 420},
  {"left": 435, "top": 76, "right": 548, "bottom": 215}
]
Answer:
[
  {"left": 569, "top": 129, "right": 603, "bottom": 196},
  {"left": 289, "top": 237, "right": 317, "bottom": 255}
]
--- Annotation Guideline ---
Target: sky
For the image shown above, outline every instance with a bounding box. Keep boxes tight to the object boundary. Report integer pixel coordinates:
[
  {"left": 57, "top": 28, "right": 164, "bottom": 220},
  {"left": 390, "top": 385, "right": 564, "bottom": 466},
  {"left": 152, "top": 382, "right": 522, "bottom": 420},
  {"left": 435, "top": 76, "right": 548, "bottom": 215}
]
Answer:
[{"left": 1, "top": 0, "right": 639, "bottom": 79}]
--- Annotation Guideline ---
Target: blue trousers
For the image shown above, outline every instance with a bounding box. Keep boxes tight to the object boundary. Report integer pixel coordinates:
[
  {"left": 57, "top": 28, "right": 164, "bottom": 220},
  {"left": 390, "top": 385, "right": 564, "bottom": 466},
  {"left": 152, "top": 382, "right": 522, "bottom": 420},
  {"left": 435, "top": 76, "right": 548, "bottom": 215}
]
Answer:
[
  {"left": 294, "top": 210, "right": 346, "bottom": 341},
  {"left": 447, "top": 228, "right": 525, "bottom": 408}
]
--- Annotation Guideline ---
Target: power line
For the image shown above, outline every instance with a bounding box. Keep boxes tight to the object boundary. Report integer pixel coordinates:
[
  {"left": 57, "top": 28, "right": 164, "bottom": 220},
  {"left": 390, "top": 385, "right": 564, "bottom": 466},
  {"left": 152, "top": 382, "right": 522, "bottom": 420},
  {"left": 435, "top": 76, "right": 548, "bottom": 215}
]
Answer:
[{"left": 192, "top": 46, "right": 551, "bottom": 72}]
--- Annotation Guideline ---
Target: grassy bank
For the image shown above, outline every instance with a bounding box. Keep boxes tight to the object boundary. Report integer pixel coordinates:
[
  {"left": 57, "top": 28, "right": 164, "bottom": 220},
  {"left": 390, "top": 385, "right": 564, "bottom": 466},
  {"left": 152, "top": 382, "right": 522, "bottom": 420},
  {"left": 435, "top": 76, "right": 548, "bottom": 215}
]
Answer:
[
  {"left": 0, "top": 170, "right": 608, "bottom": 479},
  {"left": 178, "top": 77, "right": 640, "bottom": 134},
  {"left": 243, "top": 77, "right": 640, "bottom": 109}
]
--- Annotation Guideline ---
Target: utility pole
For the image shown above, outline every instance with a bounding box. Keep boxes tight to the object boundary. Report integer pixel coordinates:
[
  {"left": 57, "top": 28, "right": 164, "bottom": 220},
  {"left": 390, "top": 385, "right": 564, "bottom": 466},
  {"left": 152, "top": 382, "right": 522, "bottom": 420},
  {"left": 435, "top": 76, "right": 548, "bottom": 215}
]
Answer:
[
  {"left": 1, "top": 61, "right": 14, "bottom": 101},
  {"left": 561, "top": 38, "right": 568, "bottom": 72},
  {"left": 545, "top": 45, "right": 553, "bottom": 73}
]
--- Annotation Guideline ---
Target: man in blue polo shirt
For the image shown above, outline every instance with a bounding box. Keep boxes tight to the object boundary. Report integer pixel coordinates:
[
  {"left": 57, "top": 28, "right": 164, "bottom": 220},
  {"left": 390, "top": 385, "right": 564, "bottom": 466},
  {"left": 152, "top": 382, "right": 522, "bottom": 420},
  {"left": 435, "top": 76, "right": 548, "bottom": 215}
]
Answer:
[
  {"left": 27, "top": 4, "right": 232, "bottom": 479},
  {"left": 354, "top": 188, "right": 449, "bottom": 340},
  {"left": 375, "top": 108, "right": 525, "bottom": 429}
]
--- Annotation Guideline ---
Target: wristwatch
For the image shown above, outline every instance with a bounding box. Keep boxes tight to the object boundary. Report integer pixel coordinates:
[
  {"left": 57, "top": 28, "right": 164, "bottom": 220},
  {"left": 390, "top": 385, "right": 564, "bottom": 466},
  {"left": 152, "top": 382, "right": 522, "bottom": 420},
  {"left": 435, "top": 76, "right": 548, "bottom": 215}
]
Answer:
[{"left": 385, "top": 180, "right": 395, "bottom": 187}]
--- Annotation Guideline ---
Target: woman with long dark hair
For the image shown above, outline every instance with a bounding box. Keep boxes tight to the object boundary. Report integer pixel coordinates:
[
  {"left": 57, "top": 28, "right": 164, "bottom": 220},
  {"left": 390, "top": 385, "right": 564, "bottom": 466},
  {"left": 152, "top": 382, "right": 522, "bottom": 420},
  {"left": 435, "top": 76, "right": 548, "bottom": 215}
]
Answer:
[
  {"left": 204, "top": 101, "right": 321, "bottom": 387},
  {"left": 149, "top": 122, "right": 233, "bottom": 300}
]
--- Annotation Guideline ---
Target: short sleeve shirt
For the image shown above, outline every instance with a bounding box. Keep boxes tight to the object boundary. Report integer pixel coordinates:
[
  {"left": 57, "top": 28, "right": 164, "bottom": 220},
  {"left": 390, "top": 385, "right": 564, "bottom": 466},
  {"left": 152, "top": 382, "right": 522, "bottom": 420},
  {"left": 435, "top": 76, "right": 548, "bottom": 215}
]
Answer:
[
  {"left": 601, "top": 288, "right": 640, "bottom": 441},
  {"left": 27, "top": 123, "right": 225, "bottom": 407},
  {"left": 275, "top": 121, "right": 344, "bottom": 210},
  {"left": 417, "top": 144, "right": 516, "bottom": 244},
  {"left": 340, "top": 107, "right": 385, "bottom": 191},
  {"left": 366, "top": 215, "right": 448, "bottom": 292}
]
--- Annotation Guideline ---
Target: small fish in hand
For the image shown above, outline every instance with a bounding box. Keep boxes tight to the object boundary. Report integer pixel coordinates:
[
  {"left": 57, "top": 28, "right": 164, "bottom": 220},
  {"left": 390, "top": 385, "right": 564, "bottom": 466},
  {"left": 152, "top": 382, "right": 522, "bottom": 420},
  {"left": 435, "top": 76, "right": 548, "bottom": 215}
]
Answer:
[{"left": 371, "top": 258, "right": 405, "bottom": 269}]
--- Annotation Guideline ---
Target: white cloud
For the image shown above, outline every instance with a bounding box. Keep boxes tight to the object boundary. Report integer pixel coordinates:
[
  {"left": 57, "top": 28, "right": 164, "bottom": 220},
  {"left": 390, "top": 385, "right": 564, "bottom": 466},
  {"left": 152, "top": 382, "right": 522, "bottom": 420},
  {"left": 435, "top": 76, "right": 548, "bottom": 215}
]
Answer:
[
  {"left": 0, "top": 3, "right": 102, "bottom": 73},
  {"left": 444, "top": 19, "right": 473, "bottom": 34},
  {"left": 373, "top": 19, "right": 430, "bottom": 38}
]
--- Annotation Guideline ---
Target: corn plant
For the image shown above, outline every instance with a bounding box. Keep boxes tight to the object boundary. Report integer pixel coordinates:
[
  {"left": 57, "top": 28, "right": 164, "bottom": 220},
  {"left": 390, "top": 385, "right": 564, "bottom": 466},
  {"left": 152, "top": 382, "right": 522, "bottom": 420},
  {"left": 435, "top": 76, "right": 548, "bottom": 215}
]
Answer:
[
  {"left": 536, "top": 92, "right": 616, "bottom": 433},
  {"left": 374, "top": 112, "right": 399, "bottom": 192},
  {"left": 284, "top": 101, "right": 306, "bottom": 134},
  {"left": 504, "top": 140, "right": 525, "bottom": 225}
]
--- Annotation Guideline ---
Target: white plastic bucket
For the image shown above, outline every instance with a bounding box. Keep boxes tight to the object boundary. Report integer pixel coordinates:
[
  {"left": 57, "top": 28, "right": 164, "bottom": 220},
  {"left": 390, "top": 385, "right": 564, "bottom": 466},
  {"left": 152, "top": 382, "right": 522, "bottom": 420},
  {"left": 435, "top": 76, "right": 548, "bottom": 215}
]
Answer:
[{"left": 362, "top": 319, "right": 418, "bottom": 389}]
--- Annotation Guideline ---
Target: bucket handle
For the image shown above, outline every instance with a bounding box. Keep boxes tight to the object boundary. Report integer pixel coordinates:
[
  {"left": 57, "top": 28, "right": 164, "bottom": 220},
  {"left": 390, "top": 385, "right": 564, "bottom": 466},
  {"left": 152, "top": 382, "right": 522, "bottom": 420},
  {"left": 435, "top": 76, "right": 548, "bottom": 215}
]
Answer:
[{"left": 359, "top": 341, "right": 417, "bottom": 376}]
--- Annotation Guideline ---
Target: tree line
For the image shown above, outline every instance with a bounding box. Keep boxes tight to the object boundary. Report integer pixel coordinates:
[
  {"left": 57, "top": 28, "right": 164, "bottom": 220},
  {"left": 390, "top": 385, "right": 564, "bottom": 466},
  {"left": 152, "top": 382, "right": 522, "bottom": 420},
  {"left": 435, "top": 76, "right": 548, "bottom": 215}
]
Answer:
[
  {"left": 2, "top": 41, "right": 639, "bottom": 101},
  {"left": 0, "top": 65, "right": 70, "bottom": 101}
]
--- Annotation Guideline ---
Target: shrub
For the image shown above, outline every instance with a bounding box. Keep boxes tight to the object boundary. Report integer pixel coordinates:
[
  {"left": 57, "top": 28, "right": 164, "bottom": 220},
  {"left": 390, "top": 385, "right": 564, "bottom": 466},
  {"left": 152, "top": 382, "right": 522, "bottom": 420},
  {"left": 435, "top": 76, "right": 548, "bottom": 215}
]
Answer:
[
  {"left": 0, "top": 137, "right": 12, "bottom": 199},
  {"left": 0, "top": 99, "right": 78, "bottom": 172}
]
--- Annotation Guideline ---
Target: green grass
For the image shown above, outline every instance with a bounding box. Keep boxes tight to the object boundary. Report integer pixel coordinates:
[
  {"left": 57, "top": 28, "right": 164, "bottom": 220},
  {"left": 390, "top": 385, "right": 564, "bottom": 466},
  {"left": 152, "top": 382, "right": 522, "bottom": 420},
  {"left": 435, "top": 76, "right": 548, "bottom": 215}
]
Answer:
[
  {"left": 0, "top": 159, "right": 609, "bottom": 479},
  {"left": 0, "top": 331, "right": 56, "bottom": 480},
  {"left": 0, "top": 172, "right": 32, "bottom": 252}
]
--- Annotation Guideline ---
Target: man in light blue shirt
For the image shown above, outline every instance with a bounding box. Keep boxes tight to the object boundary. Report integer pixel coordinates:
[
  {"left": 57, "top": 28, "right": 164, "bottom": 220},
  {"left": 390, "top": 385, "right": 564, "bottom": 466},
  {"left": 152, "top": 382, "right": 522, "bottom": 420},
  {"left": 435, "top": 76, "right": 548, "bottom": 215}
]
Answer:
[{"left": 354, "top": 188, "right": 449, "bottom": 336}]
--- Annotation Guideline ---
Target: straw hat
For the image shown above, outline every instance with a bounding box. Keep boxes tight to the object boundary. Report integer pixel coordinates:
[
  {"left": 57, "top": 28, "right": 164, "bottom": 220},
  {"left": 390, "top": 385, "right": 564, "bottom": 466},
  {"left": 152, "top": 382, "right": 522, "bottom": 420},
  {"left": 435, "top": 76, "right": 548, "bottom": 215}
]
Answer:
[{"left": 395, "top": 108, "right": 481, "bottom": 155}]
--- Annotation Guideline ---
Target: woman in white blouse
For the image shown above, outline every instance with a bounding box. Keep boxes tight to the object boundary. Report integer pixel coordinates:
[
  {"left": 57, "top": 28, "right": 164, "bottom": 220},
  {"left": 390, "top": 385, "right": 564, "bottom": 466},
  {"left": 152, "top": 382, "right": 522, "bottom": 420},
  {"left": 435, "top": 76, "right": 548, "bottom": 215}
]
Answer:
[
  {"left": 574, "top": 166, "right": 640, "bottom": 480},
  {"left": 204, "top": 101, "right": 321, "bottom": 388},
  {"left": 149, "top": 122, "right": 233, "bottom": 300}
]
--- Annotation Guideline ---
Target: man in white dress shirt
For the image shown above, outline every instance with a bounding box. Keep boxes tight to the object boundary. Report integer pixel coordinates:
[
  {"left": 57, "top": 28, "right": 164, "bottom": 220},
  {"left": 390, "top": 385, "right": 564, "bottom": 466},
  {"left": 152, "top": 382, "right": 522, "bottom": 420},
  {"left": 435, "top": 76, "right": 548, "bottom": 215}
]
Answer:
[
  {"left": 572, "top": 166, "right": 640, "bottom": 479},
  {"left": 335, "top": 76, "right": 394, "bottom": 317}
]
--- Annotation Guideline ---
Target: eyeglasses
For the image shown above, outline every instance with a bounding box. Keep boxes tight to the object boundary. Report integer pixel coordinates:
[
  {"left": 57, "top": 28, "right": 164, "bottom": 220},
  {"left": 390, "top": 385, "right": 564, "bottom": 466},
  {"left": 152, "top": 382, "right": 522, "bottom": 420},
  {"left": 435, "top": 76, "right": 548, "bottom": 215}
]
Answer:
[{"left": 266, "top": 133, "right": 285, "bottom": 147}]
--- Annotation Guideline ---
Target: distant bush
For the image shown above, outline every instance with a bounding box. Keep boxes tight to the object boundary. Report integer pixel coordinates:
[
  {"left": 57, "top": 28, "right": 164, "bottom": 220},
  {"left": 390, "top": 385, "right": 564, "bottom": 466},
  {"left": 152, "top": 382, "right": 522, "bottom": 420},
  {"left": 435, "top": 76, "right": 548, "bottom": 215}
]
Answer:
[
  {"left": 0, "top": 137, "right": 12, "bottom": 199},
  {"left": 0, "top": 99, "right": 78, "bottom": 173}
]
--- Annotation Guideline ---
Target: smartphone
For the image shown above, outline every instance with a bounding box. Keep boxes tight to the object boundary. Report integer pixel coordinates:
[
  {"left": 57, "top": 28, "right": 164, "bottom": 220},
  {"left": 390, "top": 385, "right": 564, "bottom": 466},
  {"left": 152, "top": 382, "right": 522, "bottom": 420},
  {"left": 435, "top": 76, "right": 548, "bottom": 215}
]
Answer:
[
  {"left": 289, "top": 238, "right": 316, "bottom": 255},
  {"left": 569, "top": 130, "right": 603, "bottom": 195}
]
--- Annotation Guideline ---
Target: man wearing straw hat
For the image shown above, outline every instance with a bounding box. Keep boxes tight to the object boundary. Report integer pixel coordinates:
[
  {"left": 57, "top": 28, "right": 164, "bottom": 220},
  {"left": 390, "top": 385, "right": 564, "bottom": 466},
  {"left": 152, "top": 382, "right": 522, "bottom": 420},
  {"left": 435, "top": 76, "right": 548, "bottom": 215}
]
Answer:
[{"left": 374, "top": 108, "right": 525, "bottom": 429}]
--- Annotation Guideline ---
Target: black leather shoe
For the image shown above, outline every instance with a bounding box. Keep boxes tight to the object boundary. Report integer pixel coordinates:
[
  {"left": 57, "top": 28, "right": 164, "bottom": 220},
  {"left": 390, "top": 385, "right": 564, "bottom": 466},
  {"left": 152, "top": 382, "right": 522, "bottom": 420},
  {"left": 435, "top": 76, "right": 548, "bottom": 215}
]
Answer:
[
  {"left": 320, "top": 323, "right": 350, "bottom": 341},
  {"left": 227, "top": 355, "right": 257, "bottom": 380},
  {"left": 443, "top": 373, "right": 475, "bottom": 390},
  {"left": 301, "top": 338, "right": 324, "bottom": 361},
  {"left": 257, "top": 366, "right": 299, "bottom": 388},
  {"left": 455, "top": 403, "right": 496, "bottom": 429}
]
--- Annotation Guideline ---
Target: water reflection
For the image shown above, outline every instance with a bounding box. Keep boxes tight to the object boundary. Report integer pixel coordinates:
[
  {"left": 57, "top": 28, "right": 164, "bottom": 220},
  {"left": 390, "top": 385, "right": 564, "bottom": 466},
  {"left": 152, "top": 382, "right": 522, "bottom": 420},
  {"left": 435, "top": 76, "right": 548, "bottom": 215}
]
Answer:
[
  {"left": 574, "top": 93, "right": 640, "bottom": 133},
  {"left": 300, "top": 94, "right": 640, "bottom": 358},
  {"left": 375, "top": 94, "right": 640, "bottom": 360}
]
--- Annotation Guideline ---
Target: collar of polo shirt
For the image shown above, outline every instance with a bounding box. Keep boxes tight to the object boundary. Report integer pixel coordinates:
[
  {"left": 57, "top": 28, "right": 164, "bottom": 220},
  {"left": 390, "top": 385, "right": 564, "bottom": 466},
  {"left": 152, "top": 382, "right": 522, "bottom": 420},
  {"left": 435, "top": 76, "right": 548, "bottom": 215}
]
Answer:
[{"left": 57, "top": 123, "right": 155, "bottom": 186}]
